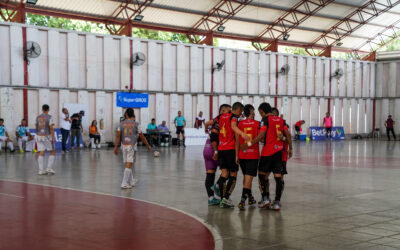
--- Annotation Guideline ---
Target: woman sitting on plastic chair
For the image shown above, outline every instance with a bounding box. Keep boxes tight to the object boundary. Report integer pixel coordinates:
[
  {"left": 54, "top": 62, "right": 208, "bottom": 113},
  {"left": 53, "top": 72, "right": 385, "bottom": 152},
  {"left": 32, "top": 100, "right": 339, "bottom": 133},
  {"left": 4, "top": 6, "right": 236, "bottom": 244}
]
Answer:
[{"left": 89, "top": 120, "right": 101, "bottom": 149}]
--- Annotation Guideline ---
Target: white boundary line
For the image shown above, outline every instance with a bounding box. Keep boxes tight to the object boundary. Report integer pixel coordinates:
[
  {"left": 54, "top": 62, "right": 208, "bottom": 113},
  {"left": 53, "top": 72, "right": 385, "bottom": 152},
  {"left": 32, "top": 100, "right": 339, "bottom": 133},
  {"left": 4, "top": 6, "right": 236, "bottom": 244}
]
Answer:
[
  {"left": 0, "top": 192, "right": 24, "bottom": 199},
  {"left": 0, "top": 179, "right": 223, "bottom": 250}
]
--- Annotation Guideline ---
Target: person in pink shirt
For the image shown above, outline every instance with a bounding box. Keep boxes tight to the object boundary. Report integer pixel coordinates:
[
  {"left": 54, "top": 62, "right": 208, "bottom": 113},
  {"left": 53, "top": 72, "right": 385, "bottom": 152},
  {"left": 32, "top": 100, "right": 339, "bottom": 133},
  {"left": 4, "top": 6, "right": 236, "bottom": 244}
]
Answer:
[{"left": 323, "top": 112, "right": 333, "bottom": 139}]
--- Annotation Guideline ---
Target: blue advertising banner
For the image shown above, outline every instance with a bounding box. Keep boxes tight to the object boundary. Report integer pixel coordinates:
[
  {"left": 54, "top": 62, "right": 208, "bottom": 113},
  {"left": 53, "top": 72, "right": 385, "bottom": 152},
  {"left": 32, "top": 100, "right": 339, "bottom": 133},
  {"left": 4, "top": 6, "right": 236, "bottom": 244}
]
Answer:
[
  {"left": 310, "top": 127, "right": 346, "bottom": 140},
  {"left": 116, "top": 92, "right": 149, "bottom": 108},
  {"left": 30, "top": 129, "right": 84, "bottom": 150}
]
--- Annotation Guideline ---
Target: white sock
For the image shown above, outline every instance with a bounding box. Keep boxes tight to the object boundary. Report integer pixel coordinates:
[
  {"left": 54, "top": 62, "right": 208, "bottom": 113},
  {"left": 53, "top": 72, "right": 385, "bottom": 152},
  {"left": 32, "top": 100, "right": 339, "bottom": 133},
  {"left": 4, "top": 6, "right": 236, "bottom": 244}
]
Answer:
[
  {"left": 47, "top": 155, "right": 55, "bottom": 170},
  {"left": 122, "top": 168, "right": 131, "bottom": 185},
  {"left": 128, "top": 168, "right": 134, "bottom": 184},
  {"left": 8, "top": 142, "right": 14, "bottom": 151},
  {"left": 18, "top": 139, "right": 23, "bottom": 150},
  {"left": 38, "top": 155, "right": 44, "bottom": 171}
]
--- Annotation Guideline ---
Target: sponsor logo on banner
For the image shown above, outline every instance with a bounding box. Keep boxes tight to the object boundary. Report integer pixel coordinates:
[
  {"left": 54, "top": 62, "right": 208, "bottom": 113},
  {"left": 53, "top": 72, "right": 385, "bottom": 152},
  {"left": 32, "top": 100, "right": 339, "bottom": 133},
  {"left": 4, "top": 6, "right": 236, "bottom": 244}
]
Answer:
[
  {"left": 117, "top": 92, "right": 149, "bottom": 108},
  {"left": 310, "top": 127, "right": 345, "bottom": 140}
]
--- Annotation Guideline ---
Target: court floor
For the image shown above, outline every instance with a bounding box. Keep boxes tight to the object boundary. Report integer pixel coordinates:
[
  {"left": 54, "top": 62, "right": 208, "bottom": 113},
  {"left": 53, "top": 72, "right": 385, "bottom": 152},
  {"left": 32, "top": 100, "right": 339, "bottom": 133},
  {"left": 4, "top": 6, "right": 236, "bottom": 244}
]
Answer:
[{"left": 1, "top": 140, "right": 400, "bottom": 250}]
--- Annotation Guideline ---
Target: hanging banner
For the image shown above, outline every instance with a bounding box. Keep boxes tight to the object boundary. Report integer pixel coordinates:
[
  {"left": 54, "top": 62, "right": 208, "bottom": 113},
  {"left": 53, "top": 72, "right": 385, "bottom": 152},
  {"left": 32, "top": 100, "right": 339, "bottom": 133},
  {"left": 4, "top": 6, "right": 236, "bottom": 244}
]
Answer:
[{"left": 117, "top": 92, "right": 149, "bottom": 108}]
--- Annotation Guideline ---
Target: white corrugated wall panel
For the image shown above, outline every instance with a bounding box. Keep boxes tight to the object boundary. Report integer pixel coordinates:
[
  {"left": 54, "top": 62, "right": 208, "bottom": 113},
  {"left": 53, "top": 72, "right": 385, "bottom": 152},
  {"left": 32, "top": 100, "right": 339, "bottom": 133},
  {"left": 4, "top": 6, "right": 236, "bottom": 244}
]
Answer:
[
  {"left": 148, "top": 41, "right": 161, "bottom": 91},
  {"left": 162, "top": 43, "right": 173, "bottom": 92},
  {"left": 358, "top": 99, "right": 366, "bottom": 134},
  {"left": 287, "top": 55, "right": 295, "bottom": 96},
  {"left": 190, "top": 46, "right": 201, "bottom": 93},
  {"left": 213, "top": 48, "right": 224, "bottom": 93},
  {"left": 237, "top": 50, "right": 247, "bottom": 94},
  {"left": 319, "top": 98, "right": 327, "bottom": 127},
  {"left": 248, "top": 51, "right": 258, "bottom": 95},
  {"left": 370, "top": 63, "right": 375, "bottom": 98},
  {"left": 301, "top": 98, "right": 310, "bottom": 128},
  {"left": 310, "top": 97, "right": 318, "bottom": 126},
  {"left": 388, "top": 62, "right": 397, "bottom": 98},
  {"left": 203, "top": 47, "right": 212, "bottom": 93},
  {"left": 346, "top": 61, "right": 354, "bottom": 97},
  {"left": 48, "top": 30, "right": 60, "bottom": 87},
  {"left": 338, "top": 60, "right": 346, "bottom": 97},
  {"left": 375, "top": 63, "right": 383, "bottom": 98},
  {"left": 120, "top": 38, "right": 130, "bottom": 90},
  {"left": 362, "top": 63, "right": 369, "bottom": 98},
  {"left": 270, "top": 54, "right": 277, "bottom": 95},
  {"left": 354, "top": 62, "right": 361, "bottom": 98},
  {"left": 27, "top": 28, "right": 39, "bottom": 86},
  {"left": 132, "top": 39, "right": 143, "bottom": 90},
  {"left": 334, "top": 98, "right": 342, "bottom": 126},
  {"left": 225, "top": 49, "right": 235, "bottom": 94},
  {"left": 67, "top": 33, "right": 79, "bottom": 88},
  {"left": 350, "top": 99, "right": 358, "bottom": 134},
  {"left": 306, "top": 57, "right": 314, "bottom": 96},
  {"left": 297, "top": 57, "right": 305, "bottom": 96},
  {"left": 395, "top": 99, "right": 400, "bottom": 135},
  {"left": 291, "top": 97, "right": 300, "bottom": 134},
  {"left": 330, "top": 60, "right": 338, "bottom": 97},
  {"left": 259, "top": 53, "right": 269, "bottom": 95},
  {"left": 0, "top": 25, "right": 11, "bottom": 85},
  {"left": 342, "top": 99, "right": 350, "bottom": 134},
  {"left": 86, "top": 35, "right": 97, "bottom": 89},
  {"left": 323, "top": 59, "right": 330, "bottom": 97},
  {"left": 365, "top": 99, "right": 372, "bottom": 133},
  {"left": 277, "top": 54, "right": 285, "bottom": 95},
  {"left": 156, "top": 93, "right": 165, "bottom": 125}
]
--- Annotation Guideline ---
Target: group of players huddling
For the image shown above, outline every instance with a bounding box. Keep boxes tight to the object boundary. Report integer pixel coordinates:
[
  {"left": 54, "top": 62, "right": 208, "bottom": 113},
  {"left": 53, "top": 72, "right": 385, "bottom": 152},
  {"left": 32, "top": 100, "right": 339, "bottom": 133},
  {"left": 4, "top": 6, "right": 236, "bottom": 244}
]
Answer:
[{"left": 203, "top": 102, "right": 293, "bottom": 211}]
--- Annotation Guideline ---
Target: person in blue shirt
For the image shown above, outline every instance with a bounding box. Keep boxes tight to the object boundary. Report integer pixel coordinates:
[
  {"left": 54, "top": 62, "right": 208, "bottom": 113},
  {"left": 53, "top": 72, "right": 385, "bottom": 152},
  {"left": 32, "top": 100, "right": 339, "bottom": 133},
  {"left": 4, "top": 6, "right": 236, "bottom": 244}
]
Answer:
[
  {"left": 174, "top": 111, "right": 186, "bottom": 147},
  {"left": 16, "top": 119, "right": 36, "bottom": 153},
  {"left": 157, "top": 121, "right": 170, "bottom": 146},
  {"left": 147, "top": 118, "right": 158, "bottom": 146},
  {"left": 0, "top": 118, "right": 15, "bottom": 153}
]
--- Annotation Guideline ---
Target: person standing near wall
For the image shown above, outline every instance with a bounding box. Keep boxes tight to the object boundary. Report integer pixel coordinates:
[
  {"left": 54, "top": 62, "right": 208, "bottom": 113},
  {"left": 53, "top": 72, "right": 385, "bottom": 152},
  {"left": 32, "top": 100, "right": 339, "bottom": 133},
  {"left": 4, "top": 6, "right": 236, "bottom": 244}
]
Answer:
[
  {"left": 60, "top": 108, "right": 71, "bottom": 153},
  {"left": 70, "top": 111, "right": 84, "bottom": 150},
  {"left": 174, "top": 111, "right": 186, "bottom": 147},
  {"left": 323, "top": 112, "right": 333, "bottom": 139},
  {"left": 385, "top": 115, "right": 396, "bottom": 141}
]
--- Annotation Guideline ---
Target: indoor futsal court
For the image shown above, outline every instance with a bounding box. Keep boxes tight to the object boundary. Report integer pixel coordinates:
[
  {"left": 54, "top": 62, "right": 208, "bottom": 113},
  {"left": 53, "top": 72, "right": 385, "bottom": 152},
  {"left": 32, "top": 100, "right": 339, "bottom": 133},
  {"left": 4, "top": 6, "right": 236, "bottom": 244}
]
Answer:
[{"left": 1, "top": 0, "right": 400, "bottom": 250}]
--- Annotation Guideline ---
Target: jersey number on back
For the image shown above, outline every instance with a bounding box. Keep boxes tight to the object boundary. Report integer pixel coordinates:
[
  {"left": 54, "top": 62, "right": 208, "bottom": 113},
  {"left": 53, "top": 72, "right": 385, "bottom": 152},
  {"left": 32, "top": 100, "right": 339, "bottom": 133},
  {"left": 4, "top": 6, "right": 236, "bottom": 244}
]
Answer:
[
  {"left": 124, "top": 125, "right": 134, "bottom": 136},
  {"left": 38, "top": 118, "right": 46, "bottom": 128}
]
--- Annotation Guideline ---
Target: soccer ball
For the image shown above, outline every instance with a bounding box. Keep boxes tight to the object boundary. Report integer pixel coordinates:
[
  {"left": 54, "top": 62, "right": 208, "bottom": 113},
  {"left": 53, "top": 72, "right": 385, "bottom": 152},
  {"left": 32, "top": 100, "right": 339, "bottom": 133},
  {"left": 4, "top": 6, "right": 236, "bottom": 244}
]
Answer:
[{"left": 153, "top": 151, "right": 160, "bottom": 157}]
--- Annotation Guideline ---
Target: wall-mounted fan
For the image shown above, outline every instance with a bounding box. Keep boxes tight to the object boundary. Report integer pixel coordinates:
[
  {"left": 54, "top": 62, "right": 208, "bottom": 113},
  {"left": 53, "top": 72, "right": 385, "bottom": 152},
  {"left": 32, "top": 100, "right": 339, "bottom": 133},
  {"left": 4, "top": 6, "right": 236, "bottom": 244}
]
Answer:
[
  {"left": 331, "top": 68, "right": 344, "bottom": 79},
  {"left": 212, "top": 60, "right": 225, "bottom": 73},
  {"left": 24, "top": 41, "right": 41, "bottom": 64},
  {"left": 277, "top": 64, "right": 290, "bottom": 77},
  {"left": 130, "top": 52, "right": 146, "bottom": 68}
]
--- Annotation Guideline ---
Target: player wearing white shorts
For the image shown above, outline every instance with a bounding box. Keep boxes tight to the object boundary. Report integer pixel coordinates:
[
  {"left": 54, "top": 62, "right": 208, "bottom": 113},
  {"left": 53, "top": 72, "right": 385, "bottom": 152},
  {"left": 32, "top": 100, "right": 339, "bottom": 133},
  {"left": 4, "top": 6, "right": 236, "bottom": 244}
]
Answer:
[
  {"left": 0, "top": 118, "right": 15, "bottom": 153},
  {"left": 114, "top": 108, "right": 151, "bottom": 189},
  {"left": 35, "top": 104, "right": 56, "bottom": 175},
  {"left": 16, "top": 119, "right": 36, "bottom": 153}
]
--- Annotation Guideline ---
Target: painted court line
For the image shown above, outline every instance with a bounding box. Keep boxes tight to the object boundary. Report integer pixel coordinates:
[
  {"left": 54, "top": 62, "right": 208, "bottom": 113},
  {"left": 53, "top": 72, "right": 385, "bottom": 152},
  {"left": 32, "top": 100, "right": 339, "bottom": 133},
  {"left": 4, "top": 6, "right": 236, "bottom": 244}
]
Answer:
[
  {"left": 0, "top": 178, "right": 222, "bottom": 250},
  {"left": 0, "top": 192, "right": 24, "bottom": 199}
]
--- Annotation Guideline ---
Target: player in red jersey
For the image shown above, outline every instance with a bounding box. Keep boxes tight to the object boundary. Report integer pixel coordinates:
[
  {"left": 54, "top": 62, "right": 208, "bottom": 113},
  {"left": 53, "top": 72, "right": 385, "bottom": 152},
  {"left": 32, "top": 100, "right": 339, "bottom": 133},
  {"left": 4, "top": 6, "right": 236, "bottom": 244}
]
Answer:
[
  {"left": 235, "top": 104, "right": 259, "bottom": 210},
  {"left": 272, "top": 108, "right": 293, "bottom": 198},
  {"left": 213, "top": 102, "right": 249, "bottom": 208},
  {"left": 241, "top": 102, "right": 286, "bottom": 211}
]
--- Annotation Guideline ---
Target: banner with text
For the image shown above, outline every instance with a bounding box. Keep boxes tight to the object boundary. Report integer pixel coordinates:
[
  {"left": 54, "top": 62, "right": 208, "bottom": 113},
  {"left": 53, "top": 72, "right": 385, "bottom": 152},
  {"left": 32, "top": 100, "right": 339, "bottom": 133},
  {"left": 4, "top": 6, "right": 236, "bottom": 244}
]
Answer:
[
  {"left": 116, "top": 92, "right": 149, "bottom": 108},
  {"left": 309, "top": 127, "right": 346, "bottom": 140}
]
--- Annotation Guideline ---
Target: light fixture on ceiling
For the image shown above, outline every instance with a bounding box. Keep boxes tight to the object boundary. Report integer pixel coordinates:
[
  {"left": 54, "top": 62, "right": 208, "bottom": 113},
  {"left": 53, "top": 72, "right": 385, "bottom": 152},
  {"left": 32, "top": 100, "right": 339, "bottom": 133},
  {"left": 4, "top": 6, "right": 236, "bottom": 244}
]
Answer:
[
  {"left": 217, "top": 26, "right": 225, "bottom": 32},
  {"left": 283, "top": 33, "right": 290, "bottom": 41},
  {"left": 336, "top": 41, "right": 343, "bottom": 46},
  {"left": 134, "top": 14, "right": 144, "bottom": 22},
  {"left": 26, "top": 0, "right": 38, "bottom": 5}
]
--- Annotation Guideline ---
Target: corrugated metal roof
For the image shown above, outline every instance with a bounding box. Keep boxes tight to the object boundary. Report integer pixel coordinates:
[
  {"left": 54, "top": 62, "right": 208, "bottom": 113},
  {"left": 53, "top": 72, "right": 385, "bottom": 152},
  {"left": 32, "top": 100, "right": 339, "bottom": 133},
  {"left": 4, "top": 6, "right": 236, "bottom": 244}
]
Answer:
[{"left": 7, "top": 0, "right": 400, "bottom": 53}]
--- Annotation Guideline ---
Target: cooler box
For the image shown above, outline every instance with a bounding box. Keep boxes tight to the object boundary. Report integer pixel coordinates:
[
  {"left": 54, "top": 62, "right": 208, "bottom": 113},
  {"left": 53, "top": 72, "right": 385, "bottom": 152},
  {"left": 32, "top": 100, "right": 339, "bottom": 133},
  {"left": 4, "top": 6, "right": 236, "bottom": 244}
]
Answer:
[{"left": 299, "top": 134, "right": 307, "bottom": 141}]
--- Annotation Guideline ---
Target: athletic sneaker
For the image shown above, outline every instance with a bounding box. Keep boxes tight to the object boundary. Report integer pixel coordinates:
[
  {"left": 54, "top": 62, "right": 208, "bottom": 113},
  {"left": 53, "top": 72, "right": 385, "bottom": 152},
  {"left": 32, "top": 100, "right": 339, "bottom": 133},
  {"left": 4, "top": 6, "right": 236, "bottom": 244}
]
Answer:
[
  {"left": 270, "top": 201, "right": 281, "bottom": 211},
  {"left": 46, "top": 169, "right": 55, "bottom": 175},
  {"left": 211, "top": 184, "right": 221, "bottom": 197},
  {"left": 38, "top": 171, "right": 47, "bottom": 175},
  {"left": 130, "top": 178, "right": 138, "bottom": 187},
  {"left": 238, "top": 200, "right": 246, "bottom": 210},
  {"left": 259, "top": 198, "right": 271, "bottom": 209},
  {"left": 248, "top": 196, "right": 257, "bottom": 208},
  {"left": 121, "top": 184, "right": 132, "bottom": 189},
  {"left": 208, "top": 197, "right": 221, "bottom": 206},
  {"left": 220, "top": 198, "right": 234, "bottom": 208}
]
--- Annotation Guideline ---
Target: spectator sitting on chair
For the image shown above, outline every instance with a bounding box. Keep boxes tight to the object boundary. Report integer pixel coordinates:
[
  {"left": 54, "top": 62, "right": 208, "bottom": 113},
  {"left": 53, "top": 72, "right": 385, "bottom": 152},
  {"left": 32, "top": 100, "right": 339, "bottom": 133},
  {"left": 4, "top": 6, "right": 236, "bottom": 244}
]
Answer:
[
  {"left": 385, "top": 115, "right": 396, "bottom": 141},
  {"left": 16, "top": 118, "right": 35, "bottom": 153},
  {"left": 157, "top": 121, "right": 170, "bottom": 146},
  {"left": 89, "top": 120, "right": 101, "bottom": 149},
  {"left": 0, "top": 118, "right": 15, "bottom": 153},
  {"left": 294, "top": 120, "right": 305, "bottom": 140},
  {"left": 147, "top": 118, "right": 158, "bottom": 145}
]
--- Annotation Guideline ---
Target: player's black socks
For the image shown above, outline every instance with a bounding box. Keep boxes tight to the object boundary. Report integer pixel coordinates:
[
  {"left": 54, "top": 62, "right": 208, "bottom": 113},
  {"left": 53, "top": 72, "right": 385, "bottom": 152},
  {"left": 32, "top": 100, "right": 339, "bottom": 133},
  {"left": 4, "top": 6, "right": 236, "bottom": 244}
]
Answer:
[
  {"left": 281, "top": 179, "right": 285, "bottom": 193},
  {"left": 266, "top": 178, "right": 270, "bottom": 199},
  {"left": 217, "top": 176, "right": 228, "bottom": 198},
  {"left": 258, "top": 174, "right": 267, "bottom": 199},
  {"left": 274, "top": 176, "right": 283, "bottom": 201},
  {"left": 205, "top": 173, "right": 215, "bottom": 197},
  {"left": 225, "top": 176, "right": 237, "bottom": 199},
  {"left": 241, "top": 188, "right": 251, "bottom": 201}
]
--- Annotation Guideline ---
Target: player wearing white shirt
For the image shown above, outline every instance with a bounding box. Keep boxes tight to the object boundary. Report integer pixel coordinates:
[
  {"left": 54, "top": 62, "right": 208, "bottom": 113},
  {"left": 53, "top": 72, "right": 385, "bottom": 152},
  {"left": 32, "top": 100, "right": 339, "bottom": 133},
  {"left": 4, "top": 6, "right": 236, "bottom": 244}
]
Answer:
[
  {"left": 0, "top": 118, "right": 15, "bottom": 153},
  {"left": 16, "top": 119, "right": 36, "bottom": 153},
  {"left": 35, "top": 104, "right": 56, "bottom": 175},
  {"left": 114, "top": 108, "right": 151, "bottom": 189}
]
